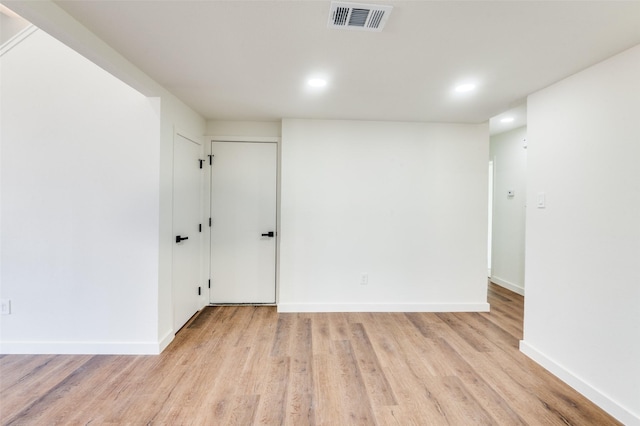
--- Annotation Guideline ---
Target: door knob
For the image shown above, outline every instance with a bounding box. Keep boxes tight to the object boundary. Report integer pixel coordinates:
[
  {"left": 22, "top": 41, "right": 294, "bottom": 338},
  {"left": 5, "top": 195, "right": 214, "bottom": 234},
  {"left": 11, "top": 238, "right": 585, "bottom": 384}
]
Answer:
[
  {"left": 176, "top": 235, "right": 189, "bottom": 243},
  {"left": 261, "top": 231, "right": 275, "bottom": 238}
]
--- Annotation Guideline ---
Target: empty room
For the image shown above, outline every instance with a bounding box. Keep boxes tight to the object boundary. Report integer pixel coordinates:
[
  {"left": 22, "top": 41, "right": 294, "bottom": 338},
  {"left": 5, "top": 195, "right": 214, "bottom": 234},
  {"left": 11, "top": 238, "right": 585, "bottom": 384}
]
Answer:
[{"left": 1, "top": 1, "right": 639, "bottom": 424}]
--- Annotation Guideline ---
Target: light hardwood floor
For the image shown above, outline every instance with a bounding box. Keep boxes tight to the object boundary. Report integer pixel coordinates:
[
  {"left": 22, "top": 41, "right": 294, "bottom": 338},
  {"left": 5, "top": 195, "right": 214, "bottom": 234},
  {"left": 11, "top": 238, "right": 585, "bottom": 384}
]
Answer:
[{"left": 0, "top": 284, "right": 620, "bottom": 425}]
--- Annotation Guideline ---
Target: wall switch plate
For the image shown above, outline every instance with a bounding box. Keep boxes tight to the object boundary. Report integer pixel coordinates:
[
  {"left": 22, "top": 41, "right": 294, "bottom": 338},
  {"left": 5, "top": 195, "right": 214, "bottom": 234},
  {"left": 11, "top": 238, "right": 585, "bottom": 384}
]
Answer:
[
  {"left": 360, "top": 273, "right": 369, "bottom": 285},
  {"left": 1, "top": 299, "right": 11, "bottom": 315},
  {"left": 537, "top": 192, "right": 546, "bottom": 208}
]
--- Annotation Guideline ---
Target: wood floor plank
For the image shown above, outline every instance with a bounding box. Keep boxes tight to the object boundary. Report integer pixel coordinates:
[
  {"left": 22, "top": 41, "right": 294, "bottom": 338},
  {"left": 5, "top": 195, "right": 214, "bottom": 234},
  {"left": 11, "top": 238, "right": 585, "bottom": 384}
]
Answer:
[
  {"left": 270, "top": 314, "right": 294, "bottom": 357},
  {"left": 436, "top": 312, "right": 494, "bottom": 352},
  {"left": 312, "top": 354, "right": 343, "bottom": 425},
  {"left": 254, "top": 357, "right": 290, "bottom": 425},
  {"left": 310, "top": 313, "right": 332, "bottom": 356},
  {"left": 0, "top": 354, "right": 92, "bottom": 421},
  {"left": 349, "top": 322, "right": 398, "bottom": 406},
  {"left": 379, "top": 313, "right": 457, "bottom": 377},
  {"left": 433, "top": 337, "right": 527, "bottom": 425},
  {"left": 285, "top": 315, "right": 315, "bottom": 425},
  {"left": 0, "top": 354, "right": 57, "bottom": 389},
  {"left": 225, "top": 394, "right": 261, "bottom": 426},
  {"left": 328, "top": 312, "right": 351, "bottom": 341},
  {"left": 3, "top": 355, "right": 112, "bottom": 425},
  {"left": 330, "top": 340, "right": 377, "bottom": 424}
]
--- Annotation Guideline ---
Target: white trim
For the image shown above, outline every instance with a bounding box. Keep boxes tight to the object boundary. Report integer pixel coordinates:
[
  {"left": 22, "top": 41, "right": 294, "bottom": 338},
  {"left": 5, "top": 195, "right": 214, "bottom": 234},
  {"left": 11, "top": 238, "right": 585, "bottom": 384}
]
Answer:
[
  {"left": 208, "top": 135, "right": 280, "bottom": 143},
  {"left": 277, "top": 302, "right": 490, "bottom": 313},
  {"left": 0, "top": 340, "right": 165, "bottom": 355},
  {"left": 487, "top": 160, "right": 494, "bottom": 273},
  {"left": 520, "top": 341, "right": 639, "bottom": 426},
  {"left": 158, "top": 329, "right": 175, "bottom": 353},
  {"left": 490, "top": 276, "right": 524, "bottom": 296},
  {"left": 0, "top": 24, "right": 38, "bottom": 57}
]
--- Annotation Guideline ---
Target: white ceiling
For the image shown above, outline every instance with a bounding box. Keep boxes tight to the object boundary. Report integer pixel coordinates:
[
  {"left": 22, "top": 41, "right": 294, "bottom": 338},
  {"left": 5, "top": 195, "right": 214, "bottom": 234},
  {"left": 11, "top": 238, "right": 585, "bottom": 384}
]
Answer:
[{"left": 20, "top": 1, "right": 640, "bottom": 125}]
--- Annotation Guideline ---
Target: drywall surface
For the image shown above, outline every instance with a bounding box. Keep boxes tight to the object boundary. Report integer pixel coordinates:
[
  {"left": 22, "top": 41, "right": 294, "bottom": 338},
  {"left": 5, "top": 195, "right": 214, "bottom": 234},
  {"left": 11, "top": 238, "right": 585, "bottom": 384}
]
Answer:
[
  {"left": 1, "top": 9, "right": 30, "bottom": 44},
  {"left": 279, "top": 119, "right": 489, "bottom": 312},
  {"left": 206, "top": 121, "right": 281, "bottom": 138},
  {"left": 1, "top": 29, "right": 161, "bottom": 354},
  {"left": 522, "top": 44, "right": 640, "bottom": 424},
  {"left": 490, "top": 126, "right": 527, "bottom": 294},
  {"left": 2, "top": 0, "right": 206, "bottom": 353}
]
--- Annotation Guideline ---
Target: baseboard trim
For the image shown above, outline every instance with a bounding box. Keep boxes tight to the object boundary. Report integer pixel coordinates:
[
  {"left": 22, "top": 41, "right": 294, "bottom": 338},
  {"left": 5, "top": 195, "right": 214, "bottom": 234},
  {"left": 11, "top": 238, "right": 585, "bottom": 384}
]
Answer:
[
  {"left": 520, "top": 340, "right": 639, "bottom": 425},
  {"left": 277, "top": 302, "right": 490, "bottom": 313},
  {"left": 490, "top": 276, "right": 524, "bottom": 296},
  {"left": 0, "top": 340, "right": 163, "bottom": 355},
  {"left": 158, "top": 329, "right": 175, "bottom": 353}
]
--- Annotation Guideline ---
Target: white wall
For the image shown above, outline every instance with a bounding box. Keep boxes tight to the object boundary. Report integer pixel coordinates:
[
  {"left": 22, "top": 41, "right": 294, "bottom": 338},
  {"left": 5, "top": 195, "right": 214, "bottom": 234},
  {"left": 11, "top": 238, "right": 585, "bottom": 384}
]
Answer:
[
  {"left": 206, "top": 120, "right": 281, "bottom": 138},
  {"left": 0, "top": 29, "right": 161, "bottom": 354},
  {"left": 2, "top": 1, "right": 207, "bottom": 351},
  {"left": 279, "top": 119, "right": 489, "bottom": 312},
  {"left": 1, "top": 9, "right": 30, "bottom": 44},
  {"left": 522, "top": 44, "right": 640, "bottom": 425},
  {"left": 490, "top": 126, "right": 527, "bottom": 294}
]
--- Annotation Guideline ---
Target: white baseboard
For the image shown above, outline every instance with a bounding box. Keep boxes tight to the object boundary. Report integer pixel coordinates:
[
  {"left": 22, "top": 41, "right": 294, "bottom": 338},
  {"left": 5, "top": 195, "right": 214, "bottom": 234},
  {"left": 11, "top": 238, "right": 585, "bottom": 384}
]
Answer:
[
  {"left": 520, "top": 340, "right": 640, "bottom": 426},
  {"left": 490, "top": 276, "right": 525, "bottom": 296},
  {"left": 158, "top": 329, "right": 175, "bottom": 353},
  {"left": 278, "top": 302, "right": 490, "bottom": 313},
  {"left": 0, "top": 340, "right": 164, "bottom": 355}
]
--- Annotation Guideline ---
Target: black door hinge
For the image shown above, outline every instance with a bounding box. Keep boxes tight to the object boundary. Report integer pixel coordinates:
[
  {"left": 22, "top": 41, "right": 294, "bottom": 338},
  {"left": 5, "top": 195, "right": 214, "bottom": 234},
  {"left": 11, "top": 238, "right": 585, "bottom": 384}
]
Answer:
[
  {"left": 208, "top": 279, "right": 211, "bottom": 289},
  {"left": 199, "top": 224, "right": 202, "bottom": 232},
  {"left": 198, "top": 286, "right": 201, "bottom": 296},
  {"left": 209, "top": 218, "right": 212, "bottom": 227},
  {"left": 208, "top": 154, "right": 214, "bottom": 165},
  {"left": 199, "top": 159, "right": 204, "bottom": 169}
]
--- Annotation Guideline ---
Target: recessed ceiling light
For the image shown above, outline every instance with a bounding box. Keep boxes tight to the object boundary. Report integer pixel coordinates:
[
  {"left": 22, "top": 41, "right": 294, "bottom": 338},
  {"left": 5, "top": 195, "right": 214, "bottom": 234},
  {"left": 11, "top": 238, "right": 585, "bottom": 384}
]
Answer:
[
  {"left": 308, "top": 78, "right": 328, "bottom": 88},
  {"left": 454, "top": 83, "right": 476, "bottom": 93},
  {"left": 500, "top": 117, "right": 514, "bottom": 123}
]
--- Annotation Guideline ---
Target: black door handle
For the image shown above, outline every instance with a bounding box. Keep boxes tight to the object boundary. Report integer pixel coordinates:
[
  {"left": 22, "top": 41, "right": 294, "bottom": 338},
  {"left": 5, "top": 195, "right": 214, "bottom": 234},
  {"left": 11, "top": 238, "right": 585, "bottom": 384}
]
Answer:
[
  {"left": 261, "top": 231, "right": 275, "bottom": 237},
  {"left": 176, "top": 235, "right": 189, "bottom": 243}
]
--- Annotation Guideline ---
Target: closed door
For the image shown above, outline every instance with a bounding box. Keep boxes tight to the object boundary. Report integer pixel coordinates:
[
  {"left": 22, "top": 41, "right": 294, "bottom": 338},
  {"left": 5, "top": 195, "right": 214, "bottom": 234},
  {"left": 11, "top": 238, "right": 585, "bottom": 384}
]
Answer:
[
  {"left": 210, "top": 141, "right": 277, "bottom": 304},
  {"left": 172, "top": 133, "right": 203, "bottom": 331}
]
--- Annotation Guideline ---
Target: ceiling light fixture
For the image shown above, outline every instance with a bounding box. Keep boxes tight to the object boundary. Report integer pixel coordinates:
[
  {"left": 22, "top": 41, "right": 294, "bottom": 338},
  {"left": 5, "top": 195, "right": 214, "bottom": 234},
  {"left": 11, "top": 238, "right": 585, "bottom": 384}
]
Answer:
[
  {"left": 454, "top": 83, "right": 476, "bottom": 93},
  {"left": 308, "top": 78, "right": 328, "bottom": 88},
  {"left": 500, "top": 117, "right": 514, "bottom": 123}
]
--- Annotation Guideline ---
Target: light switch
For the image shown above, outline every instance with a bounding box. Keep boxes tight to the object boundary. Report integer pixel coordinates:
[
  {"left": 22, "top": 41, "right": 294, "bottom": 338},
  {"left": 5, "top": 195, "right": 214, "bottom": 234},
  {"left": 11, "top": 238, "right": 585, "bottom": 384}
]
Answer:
[
  {"left": 537, "top": 192, "right": 546, "bottom": 208},
  {"left": 0, "top": 299, "right": 10, "bottom": 315}
]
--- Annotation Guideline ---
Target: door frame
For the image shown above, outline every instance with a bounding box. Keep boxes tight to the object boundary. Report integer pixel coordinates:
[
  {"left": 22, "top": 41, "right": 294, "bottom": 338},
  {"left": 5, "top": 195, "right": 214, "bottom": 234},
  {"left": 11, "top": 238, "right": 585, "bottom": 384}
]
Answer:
[{"left": 206, "top": 136, "right": 281, "bottom": 305}]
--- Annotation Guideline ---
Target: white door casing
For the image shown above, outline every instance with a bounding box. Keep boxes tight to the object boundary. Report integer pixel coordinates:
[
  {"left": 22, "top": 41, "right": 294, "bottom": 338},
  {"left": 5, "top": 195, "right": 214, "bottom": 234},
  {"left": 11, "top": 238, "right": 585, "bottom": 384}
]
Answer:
[
  {"left": 172, "top": 133, "right": 203, "bottom": 331},
  {"left": 210, "top": 141, "right": 277, "bottom": 304}
]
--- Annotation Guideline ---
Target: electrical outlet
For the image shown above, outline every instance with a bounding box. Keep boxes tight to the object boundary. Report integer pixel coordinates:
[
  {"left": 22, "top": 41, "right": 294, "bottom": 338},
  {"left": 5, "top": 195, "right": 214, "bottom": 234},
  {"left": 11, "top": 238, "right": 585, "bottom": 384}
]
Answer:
[
  {"left": 360, "top": 273, "right": 369, "bottom": 286},
  {"left": 1, "top": 299, "right": 11, "bottom": 315}
]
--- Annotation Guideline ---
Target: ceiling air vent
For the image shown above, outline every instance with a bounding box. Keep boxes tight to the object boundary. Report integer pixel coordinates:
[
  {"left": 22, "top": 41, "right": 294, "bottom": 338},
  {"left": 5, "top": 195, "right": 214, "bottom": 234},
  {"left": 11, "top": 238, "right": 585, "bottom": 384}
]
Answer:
[{"left": 328, "top": 2, "right": 393, "bottom": 32}]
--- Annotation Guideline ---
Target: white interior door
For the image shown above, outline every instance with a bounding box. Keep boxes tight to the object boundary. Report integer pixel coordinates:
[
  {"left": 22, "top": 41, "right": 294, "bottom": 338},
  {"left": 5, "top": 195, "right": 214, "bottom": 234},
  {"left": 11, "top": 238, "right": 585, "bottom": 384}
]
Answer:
[
  {"left": 172, "top": 133, "right": 203, "bottom": 331},
  {"left": 210, "top": 141, "right": 277, "bottom": 304}
]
